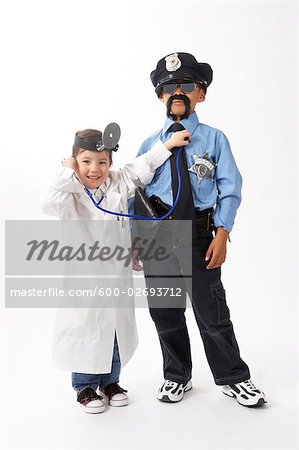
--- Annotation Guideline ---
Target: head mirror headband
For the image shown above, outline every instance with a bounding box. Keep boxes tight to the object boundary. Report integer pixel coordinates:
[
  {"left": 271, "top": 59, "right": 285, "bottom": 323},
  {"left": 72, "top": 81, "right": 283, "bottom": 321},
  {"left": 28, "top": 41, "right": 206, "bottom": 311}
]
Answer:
[{"left": 74, "top": 123, "right": 121, "bottom": 152}]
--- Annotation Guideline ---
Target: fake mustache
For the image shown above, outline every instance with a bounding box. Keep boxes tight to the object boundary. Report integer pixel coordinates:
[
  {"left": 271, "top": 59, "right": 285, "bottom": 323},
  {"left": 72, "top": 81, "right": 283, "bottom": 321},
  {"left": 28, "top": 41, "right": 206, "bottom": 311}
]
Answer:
[{"left": 166, "top": 94, "right": 191, "bottom": 121}]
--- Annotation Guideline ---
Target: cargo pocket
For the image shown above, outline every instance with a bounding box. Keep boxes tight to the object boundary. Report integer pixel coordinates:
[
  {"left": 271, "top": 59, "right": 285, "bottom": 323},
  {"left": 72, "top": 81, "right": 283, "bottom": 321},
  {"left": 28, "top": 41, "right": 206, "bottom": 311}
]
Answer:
[{"left": 210, "top": 281, "right": 230, "bottom": 325}]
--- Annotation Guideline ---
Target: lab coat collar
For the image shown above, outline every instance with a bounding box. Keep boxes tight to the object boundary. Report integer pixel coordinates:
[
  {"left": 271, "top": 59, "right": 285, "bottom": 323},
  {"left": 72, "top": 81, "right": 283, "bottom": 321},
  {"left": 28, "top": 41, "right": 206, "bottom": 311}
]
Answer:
[
  {"left": 92, "top": 175, "right": 112, "bottom": 198},
  {"left": 80, "top": 173, "right": 122, "bottom": 215}
]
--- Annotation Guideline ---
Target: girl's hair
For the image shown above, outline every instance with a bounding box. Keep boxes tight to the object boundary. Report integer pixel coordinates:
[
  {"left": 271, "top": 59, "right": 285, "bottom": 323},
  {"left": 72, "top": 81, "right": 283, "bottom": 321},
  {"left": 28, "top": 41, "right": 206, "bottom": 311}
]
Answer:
[{"left": 72, "top": 129, "right": 113, "bottom": 164}]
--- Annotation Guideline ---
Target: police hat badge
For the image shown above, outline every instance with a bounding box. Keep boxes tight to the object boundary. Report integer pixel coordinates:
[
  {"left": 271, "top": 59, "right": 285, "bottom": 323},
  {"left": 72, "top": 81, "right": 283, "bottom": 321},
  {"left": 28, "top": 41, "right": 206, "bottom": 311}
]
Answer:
[{"left": 165, "top": 53, "right": 182, "bottom": 72}]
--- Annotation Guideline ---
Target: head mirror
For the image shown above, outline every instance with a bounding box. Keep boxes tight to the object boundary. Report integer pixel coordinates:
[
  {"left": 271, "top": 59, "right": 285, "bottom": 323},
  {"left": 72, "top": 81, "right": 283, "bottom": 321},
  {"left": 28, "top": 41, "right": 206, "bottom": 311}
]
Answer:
[{"left": 102, "top": 122, "right": 121, "bottom": 151}]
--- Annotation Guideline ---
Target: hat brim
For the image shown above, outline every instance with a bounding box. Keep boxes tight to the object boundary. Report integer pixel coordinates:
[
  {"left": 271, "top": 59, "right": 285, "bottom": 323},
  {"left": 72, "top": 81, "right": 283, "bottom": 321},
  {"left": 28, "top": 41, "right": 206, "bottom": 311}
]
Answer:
[{"left": 154, "top": 72, "right": 208, "bottom": 94}]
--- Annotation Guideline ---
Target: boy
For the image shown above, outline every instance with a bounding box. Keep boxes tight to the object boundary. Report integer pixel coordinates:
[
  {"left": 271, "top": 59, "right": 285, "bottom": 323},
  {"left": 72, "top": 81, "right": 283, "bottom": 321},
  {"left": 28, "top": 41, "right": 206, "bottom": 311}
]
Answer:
[{"left": 133, "top": 52, "right": 267, "bottom": 407}]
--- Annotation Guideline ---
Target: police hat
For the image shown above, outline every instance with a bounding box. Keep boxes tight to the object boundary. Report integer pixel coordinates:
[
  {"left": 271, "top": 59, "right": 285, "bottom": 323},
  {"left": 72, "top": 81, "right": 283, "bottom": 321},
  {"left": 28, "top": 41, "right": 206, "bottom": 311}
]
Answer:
[{"left": 150, "top": 52, "right": 213, "bottom": 93}]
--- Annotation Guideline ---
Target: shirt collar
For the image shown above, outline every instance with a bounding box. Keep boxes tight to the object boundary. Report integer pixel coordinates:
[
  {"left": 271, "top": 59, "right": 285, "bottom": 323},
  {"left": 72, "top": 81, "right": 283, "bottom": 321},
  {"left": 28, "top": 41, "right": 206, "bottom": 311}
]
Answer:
[{"left": 161, "top": 111, "right": 199, "bottom": 136}]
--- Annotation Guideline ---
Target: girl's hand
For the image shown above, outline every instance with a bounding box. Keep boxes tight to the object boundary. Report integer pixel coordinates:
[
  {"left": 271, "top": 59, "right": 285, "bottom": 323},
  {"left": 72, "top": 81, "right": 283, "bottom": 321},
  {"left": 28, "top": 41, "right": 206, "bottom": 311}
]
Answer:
[
  {"left": 164, "top": 130, "right": 191, "bottom": 151},
  {"left": 62, "top": 157, "right": 77, "bottom": 170}
]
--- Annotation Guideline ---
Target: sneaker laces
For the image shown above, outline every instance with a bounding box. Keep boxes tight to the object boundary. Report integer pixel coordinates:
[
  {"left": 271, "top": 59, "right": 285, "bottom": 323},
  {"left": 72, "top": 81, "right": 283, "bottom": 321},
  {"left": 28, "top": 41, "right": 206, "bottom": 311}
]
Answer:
[
  {"left": 77, "top": 386, "right": 103, "bottom": 403},
  {"left": 104, "top": 383, "right": 127, "bottom": 398},
  {"left": 241, "top": 379, "right": 260, "bottom": 392},
  {"left": 164, "top": 380, "right": 177, "bottom": 388}
]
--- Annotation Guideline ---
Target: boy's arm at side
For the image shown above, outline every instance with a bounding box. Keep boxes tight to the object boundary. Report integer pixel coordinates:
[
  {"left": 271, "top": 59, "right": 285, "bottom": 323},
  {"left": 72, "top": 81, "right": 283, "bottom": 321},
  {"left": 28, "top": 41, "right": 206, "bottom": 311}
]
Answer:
[
  {"left": 213, "top": 132, "right": 242, "bottom": 234},
  {"left": 204, "top": 132, "right": 241, "bottom": 269}
]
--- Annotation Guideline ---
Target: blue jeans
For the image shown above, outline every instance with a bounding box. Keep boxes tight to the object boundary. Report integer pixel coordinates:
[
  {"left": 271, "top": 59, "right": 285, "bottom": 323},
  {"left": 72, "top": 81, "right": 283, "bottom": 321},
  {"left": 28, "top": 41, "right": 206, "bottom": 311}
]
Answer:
[{"left": 72, "top": 338, "right": 121, "bottom": 392}]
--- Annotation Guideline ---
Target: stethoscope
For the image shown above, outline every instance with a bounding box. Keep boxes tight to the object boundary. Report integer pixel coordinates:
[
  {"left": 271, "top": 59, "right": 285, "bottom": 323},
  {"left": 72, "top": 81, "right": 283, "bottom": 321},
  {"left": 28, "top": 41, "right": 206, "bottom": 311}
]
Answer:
[{"left": 76, "top": 122, "right": 183, "bottom": 221}]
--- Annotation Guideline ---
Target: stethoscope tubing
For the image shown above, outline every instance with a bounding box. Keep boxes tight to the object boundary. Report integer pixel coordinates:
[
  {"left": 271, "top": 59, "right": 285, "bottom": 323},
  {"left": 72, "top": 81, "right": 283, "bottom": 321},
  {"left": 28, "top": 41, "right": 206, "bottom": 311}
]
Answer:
[{"left": 84, "top": 147, "right": 184, "bottom": 221}]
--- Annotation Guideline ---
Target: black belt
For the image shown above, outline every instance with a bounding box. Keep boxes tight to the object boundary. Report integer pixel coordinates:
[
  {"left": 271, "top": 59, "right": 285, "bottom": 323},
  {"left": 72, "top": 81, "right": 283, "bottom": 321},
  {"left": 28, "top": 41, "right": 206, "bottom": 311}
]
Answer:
[
  {"left": 195, "top": 208, "right": 214, "bottom": 232},
  {"left": 150, "top": 196, "right": 214, "bottom": 232}
]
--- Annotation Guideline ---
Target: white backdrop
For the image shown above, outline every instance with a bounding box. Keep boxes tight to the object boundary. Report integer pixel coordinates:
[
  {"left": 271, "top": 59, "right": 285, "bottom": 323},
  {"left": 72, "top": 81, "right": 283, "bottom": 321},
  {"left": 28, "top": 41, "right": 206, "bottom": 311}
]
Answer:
[{"left": 1, "top": 1, "right": 297, "bottom": 449}]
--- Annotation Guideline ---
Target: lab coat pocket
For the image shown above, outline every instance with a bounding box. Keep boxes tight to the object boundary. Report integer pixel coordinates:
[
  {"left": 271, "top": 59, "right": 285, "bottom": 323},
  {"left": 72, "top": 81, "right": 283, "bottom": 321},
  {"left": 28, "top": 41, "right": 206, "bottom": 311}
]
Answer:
[{"left": 54, "top": 307, "right": 100, "bottom": 339}]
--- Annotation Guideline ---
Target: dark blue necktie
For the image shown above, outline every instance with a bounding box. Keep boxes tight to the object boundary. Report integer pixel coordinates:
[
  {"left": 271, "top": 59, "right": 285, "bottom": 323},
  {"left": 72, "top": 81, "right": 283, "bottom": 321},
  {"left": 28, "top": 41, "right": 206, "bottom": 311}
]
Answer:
[{"left": 169, "top": 122, "right": 195, "bottom": 222}]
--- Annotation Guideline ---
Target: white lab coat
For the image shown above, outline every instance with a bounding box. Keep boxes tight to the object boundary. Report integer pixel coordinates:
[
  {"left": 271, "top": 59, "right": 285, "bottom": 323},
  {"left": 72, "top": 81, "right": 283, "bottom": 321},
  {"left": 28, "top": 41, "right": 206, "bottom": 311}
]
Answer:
[{"left": 41, "top": 141, "right": 171, "bottom": 373}]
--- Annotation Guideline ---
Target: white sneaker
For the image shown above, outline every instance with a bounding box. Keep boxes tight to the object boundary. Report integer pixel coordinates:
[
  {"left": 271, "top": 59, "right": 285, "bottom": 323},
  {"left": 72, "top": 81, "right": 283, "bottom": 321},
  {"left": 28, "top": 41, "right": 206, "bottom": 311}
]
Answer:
[
  {"left": 157, "top": 379, "right": 192, "bottom": 403},
  {"left": 77, "top": 386, "right": 105, "bottom": 414},
  {"left": 222, "top": 379, "right": 267, "bottom": 407},
  {"left": 99, "top": 383, "right": 129, "bottom": 407}
]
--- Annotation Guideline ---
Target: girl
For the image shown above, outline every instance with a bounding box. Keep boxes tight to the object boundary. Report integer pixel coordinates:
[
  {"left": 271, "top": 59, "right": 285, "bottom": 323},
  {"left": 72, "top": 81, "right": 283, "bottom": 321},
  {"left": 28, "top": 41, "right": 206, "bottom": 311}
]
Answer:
[{"left": 41, "top": 126, "right": 190, "bottom": 413}]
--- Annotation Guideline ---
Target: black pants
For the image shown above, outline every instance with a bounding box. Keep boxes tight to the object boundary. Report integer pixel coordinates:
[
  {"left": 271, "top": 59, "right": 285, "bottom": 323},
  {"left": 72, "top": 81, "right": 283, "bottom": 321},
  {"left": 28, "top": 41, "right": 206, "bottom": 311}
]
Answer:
[{"left": 142, "top": 223, "right": 250, "bottom": 386}]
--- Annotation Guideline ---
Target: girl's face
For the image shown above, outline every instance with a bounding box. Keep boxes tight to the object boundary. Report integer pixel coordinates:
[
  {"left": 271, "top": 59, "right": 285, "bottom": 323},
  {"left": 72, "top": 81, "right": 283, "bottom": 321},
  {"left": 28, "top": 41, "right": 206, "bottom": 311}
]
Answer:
[{"left": 76, "top": 150, "right": 111, "bottom": 189}]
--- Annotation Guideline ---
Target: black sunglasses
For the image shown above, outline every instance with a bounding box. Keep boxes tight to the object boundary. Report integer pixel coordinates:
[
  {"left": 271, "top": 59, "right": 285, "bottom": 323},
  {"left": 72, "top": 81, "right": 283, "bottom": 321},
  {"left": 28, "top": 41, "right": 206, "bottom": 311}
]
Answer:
[{"left": 162, "top": 82, "right": 198, "bottom": 95}]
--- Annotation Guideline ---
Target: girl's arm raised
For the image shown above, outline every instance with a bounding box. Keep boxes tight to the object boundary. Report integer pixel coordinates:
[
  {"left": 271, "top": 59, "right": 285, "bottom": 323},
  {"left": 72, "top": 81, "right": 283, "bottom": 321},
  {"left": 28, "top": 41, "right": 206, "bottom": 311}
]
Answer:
[
  {"left": 115, "top": 130, "right": 190, "bottom": 198},
  {"left": 40, "top": 164, "right": 83, "bottom": 218}
]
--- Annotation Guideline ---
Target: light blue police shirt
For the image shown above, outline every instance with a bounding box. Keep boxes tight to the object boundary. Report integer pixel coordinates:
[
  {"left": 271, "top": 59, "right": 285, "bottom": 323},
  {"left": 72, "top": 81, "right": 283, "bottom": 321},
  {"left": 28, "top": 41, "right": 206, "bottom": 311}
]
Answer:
[{"left": 134, "top": 112, "right": 242, "bottom": 233}]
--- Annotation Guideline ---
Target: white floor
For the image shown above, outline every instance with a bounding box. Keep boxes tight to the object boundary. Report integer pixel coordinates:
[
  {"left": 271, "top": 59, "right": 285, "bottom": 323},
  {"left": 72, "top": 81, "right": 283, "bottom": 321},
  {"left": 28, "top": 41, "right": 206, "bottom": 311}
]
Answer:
[{"left": 2, "top": 308, "right": 298, "bottom": 450}]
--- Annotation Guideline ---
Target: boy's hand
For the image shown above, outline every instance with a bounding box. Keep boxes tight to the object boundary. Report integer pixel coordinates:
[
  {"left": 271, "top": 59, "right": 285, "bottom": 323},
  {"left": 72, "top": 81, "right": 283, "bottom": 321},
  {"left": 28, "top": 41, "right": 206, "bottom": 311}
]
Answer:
[
  {"left": 164, "top": 130, "right": 191, "bottom": 151},
  {"left": 205, "top": 228, "right": 229, "bottom": 269},
  {"left": 62, "top": 157, "right": 77, "bottom": 170},
  {"left": 132, "top": 248, "right": 143, "bottom": 271}
]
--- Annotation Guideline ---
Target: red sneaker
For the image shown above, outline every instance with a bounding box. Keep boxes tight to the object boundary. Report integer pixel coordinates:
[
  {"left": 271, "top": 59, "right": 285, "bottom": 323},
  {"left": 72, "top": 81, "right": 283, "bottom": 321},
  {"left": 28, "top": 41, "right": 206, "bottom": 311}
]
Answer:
[
  {"left": 99, "top": 383, "right": 129, "bottom": 407},
  {"left": 77, "top": 386, "right": 105, "bottom": 414}
]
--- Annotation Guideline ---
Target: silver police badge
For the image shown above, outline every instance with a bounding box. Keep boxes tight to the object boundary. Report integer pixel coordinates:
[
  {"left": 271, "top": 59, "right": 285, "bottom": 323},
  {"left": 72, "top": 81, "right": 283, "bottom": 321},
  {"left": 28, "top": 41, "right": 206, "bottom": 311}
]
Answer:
[
  {"left": 165, "top": 53, "right": 181, "bottom": 72},
  {"left": 188, "top": 152, "right": 217, "bottom": 183}
]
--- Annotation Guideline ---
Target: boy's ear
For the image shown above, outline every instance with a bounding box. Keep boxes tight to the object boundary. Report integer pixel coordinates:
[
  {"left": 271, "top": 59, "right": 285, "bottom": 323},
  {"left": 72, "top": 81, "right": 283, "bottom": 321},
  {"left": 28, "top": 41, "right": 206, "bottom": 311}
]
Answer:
[{"left": 197, "top": 89, "right": 206, "bottom": 103}]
